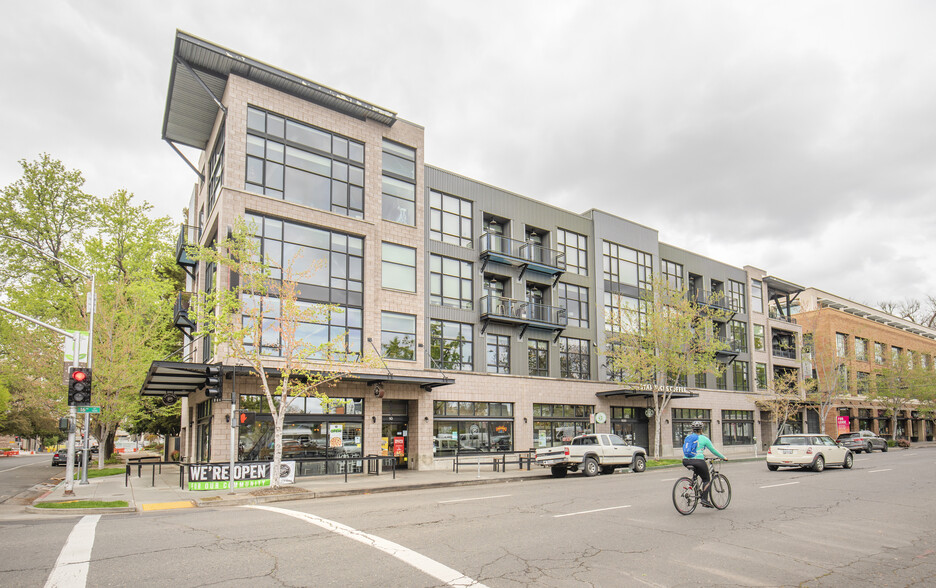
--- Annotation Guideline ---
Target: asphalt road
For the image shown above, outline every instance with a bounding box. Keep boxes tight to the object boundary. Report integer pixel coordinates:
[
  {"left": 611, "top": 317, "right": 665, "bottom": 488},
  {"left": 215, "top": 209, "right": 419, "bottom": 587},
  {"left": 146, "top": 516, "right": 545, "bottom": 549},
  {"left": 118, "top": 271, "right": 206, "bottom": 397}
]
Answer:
[
  {"left": 0, "top": 454, "right": 60, "bottom": 505},
  {"left": 2, "top": 449, "right": 935, "bottom": 587}
]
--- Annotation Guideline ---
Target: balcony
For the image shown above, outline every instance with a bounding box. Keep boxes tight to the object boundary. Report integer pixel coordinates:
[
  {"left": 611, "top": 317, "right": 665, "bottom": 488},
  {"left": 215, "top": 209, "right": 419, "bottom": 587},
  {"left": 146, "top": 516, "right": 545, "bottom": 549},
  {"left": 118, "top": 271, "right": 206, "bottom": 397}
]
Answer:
[
  {"left": 479, "top": 233, "right": 565, "bottom": 282},
  {"left": 174, "top": 292, "right": 196, "bottom": 340},
  {"left": 175, "top": 224, "right": 201, "bottom": 279},
  {"left": 768, "top": 310, "right": 797, "bottom": 324},
  {"left": 690, "top": 290, "right": 735, "bottom": 322},
  {"left": 479, "top": 294, "right": 567, "bottom": 339},
  {"left": 772, "top": 346, "right": 797, "bottom": 360},
  {"left": 715, "top": 336, "right": 740, "bottom": 363}
]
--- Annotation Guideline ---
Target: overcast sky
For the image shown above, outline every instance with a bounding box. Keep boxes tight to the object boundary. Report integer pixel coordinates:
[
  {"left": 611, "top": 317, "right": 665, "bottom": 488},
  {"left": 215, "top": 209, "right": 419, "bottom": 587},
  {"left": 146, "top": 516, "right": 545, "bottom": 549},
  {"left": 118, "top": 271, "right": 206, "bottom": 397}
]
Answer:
[{"left": 2, "top": 1, "right": 934, "bottom": 307}]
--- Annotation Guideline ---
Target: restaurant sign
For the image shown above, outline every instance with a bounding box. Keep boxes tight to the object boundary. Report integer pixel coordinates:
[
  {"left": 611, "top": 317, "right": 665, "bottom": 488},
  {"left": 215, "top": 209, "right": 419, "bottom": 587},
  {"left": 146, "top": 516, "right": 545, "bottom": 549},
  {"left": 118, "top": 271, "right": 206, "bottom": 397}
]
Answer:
[{"left": 187, "top": 461, "right": 296, "bottom": 491}]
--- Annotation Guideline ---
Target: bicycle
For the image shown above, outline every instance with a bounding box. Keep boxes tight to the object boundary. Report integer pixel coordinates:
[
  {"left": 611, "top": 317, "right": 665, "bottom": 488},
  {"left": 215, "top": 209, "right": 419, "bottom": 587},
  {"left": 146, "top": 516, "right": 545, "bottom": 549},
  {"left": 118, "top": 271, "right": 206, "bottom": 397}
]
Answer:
[{"left": 672, "top": 457, "right": 731, "bottom": 515}]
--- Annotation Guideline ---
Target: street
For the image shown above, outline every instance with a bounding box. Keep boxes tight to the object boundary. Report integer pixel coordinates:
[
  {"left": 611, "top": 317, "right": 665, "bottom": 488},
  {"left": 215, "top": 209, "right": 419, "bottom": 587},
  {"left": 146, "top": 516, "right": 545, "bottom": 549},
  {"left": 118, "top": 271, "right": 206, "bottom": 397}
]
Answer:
[
  {"left": 1, "top": 449, "right": 935, "bottom": 587},
  {"left": 0, "top": 454, "right": 60, "bottom": 506}
]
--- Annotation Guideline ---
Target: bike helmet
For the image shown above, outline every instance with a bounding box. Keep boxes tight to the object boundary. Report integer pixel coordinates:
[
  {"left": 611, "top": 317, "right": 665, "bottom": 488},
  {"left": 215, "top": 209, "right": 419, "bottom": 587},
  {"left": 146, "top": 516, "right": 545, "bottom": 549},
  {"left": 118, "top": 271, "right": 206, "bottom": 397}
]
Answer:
[{"left": 691, "top": 421, "right": 705, "bottom": 431}]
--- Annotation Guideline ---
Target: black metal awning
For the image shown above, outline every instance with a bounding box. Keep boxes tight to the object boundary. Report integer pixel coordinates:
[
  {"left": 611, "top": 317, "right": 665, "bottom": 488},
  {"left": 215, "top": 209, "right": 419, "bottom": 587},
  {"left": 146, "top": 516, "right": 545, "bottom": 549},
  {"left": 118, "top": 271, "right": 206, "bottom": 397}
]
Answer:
[
  {"left": 139, "top": 361, "right": 211, "bottom": 397},
  {"left": 596, "top": 387, "right": 698, "bottom": 400},
  {"left": 139, "top": 361, "right": 455, "bottom": 397}
]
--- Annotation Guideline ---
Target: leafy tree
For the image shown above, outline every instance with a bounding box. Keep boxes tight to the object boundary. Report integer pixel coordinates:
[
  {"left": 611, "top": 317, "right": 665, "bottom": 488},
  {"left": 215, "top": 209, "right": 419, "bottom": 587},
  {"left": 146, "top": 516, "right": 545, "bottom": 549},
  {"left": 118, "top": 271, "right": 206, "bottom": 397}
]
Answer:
[
  {"left": 189, "top": 218, "right": 368, "bottom": 488},
  {"left": 873, "top": 359, "right": 932, "bottom": 440},
  {"left": 604, "top": 276, "right": 730, "bottom": 457},
  {"left": 751, "top": 370, "right": 807, "bottom": 441}
]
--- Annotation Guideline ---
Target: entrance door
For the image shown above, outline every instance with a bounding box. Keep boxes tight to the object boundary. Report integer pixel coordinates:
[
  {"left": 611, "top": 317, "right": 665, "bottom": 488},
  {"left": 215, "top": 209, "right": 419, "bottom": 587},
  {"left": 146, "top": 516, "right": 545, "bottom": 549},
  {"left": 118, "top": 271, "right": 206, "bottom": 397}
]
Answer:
[
  {"left": 382, "top": 420, "right": 409, "bottom": 469},
  {"left": 612, "top": 420, "right": 649, "bottom": 449}
]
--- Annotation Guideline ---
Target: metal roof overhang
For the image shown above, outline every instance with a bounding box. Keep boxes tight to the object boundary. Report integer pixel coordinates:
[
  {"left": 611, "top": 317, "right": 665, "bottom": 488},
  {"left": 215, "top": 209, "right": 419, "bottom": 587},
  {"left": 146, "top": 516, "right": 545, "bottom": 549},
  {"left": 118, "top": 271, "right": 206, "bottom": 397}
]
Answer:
[
  {"left": 162, "top": 30, "right": 397, "bottom": 150},
  {"left": 139, "top": 361, "right": 454, "bottom": 397},
  {"left": 140, "top": 361, "right": 211, "bottom": 397},
  {"left": 764, "top": 276, "right": 805, "bottom": 296},
  {"left": 596, "top": 388, "right": 698, "bottom": 400}
]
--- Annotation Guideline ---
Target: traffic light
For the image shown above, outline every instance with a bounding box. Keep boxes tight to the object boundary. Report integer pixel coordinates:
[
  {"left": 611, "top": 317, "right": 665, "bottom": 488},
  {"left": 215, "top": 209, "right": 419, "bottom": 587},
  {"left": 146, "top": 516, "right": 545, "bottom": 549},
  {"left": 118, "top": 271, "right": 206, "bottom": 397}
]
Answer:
[
  {"left": 68, "top": 367, "right": 92, "bottom": 406},
  {"left": 204, "top": 365, "right": 222, "bottom": 399},
  {"left": 238, "top": 411, "right": 256, "bottom": 426}
]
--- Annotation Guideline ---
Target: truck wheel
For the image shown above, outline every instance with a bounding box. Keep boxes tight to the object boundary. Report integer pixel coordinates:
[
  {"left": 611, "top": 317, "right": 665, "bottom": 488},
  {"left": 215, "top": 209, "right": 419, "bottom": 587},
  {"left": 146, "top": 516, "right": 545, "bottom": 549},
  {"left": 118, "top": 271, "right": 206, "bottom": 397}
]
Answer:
[
  {"left": 600, "top": 465, "right": 615, "bottom": 475},
  {"left": 550, "top": 465, "right": 568, "bottom": 478},
  {"left": 582, "top": 457, "right": 599, "bottom": 477},
  {"left": 631, "top": 455, "right": 646, "bottom": 473}
]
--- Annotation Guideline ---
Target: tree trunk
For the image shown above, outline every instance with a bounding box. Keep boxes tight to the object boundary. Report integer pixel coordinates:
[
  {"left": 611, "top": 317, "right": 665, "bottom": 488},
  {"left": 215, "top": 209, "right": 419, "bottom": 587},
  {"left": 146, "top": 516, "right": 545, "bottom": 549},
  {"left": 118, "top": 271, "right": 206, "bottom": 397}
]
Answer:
[
  {"left": 271, "top": 411, "right": 284, "bottom": 489},
  {"left": 97, "top": 423, "right": 112, "bottom": 469}
]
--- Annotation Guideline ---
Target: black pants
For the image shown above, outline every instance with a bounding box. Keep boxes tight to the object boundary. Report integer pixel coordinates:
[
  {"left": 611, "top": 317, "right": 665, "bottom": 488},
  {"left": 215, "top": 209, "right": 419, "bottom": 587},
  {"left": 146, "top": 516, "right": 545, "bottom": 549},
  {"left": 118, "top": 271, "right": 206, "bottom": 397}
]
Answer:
[{"left": 682, "top": 458, "right": 711, "bottom": 499}]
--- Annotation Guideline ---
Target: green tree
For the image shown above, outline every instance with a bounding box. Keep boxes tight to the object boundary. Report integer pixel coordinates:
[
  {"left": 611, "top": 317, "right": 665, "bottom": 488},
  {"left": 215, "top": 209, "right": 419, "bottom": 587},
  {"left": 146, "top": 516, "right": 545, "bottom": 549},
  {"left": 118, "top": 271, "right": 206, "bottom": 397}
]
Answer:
[
  {"left": 189, "top": 218, "right": 367, "bottom": 488},
  {"left": 604, "top": 276, "right": 730, "bottom": 457},
  {"left": 751, "top": 370, "right": 807, "bottom": 441}
]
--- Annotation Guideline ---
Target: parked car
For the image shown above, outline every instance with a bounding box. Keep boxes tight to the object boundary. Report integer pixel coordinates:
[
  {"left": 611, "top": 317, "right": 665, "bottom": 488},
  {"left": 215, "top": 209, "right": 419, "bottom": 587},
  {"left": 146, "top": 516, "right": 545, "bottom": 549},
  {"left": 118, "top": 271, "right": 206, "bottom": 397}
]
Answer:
[
  {"left": 535, "top": 433, "right": 647, "bottom": 477},
  {"left": 836, "top": 431, "right": 888, "bottom": 453},
  {"left": 766, "top": 434, "right": 854, "bottom": 472},
  {"left": 51, "top": 449, "right": 84, "bottom": 466}
]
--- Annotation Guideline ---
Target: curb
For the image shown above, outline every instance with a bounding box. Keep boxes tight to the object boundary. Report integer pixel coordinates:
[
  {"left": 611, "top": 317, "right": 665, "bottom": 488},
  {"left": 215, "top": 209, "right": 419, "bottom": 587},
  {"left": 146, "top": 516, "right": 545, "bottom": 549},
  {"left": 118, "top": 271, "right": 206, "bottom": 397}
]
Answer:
[{"left": 26, "top": 504, "right": 137, "bottom": 515}]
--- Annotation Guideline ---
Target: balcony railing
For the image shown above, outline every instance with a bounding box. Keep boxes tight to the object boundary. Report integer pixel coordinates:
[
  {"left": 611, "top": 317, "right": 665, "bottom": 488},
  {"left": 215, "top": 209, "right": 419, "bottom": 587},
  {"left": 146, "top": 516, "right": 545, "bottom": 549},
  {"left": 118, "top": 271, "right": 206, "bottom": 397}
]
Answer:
[
  {"left": 690, "top": 289, "right": 734, "bottom": 322},
  {"left": 479, "top": 294, "right": 567, "bottom": 329},
  {"left": 479, "top": 233, "right": 565, "bottom": 277},
  {"left": 772, "top": 346, "right": 797, "bottom": 359},
  {"left": 175, "top": 224, "right": 201, "bottom": 273},
  {"left": 173, "top": 292, "right": 196, "bottom": 339},
  {"left": 768, "top": 310, "right": 798, "bottom": 324}
]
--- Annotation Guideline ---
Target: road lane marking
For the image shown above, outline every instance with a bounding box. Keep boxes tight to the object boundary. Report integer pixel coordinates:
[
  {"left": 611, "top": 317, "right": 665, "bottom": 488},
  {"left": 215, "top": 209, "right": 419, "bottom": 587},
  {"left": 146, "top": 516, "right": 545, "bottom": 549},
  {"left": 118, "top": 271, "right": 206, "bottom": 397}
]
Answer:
[
  {"left": 245, "top": 505, "right": 488, "bottom": 588},
  {"left": 0, "top": 462, "right": 43, "bottom": 473},
  {"left": 760, "top": 482, "right": 800, "bottom": 489},
  {"left": 438, "top": 494, "right": 511, "bottom": 504},
  {"left": 44, "top": 514, "right": 100, "bottom": 588},
  {"left": 868, "top": 469, "right": 893, "bottom": 473},
  {"left": 661, "top": 478, "right": 679, "bottom": 482},
  {"left": 554, "top": 505, "right": 631, "bottom": 518}
]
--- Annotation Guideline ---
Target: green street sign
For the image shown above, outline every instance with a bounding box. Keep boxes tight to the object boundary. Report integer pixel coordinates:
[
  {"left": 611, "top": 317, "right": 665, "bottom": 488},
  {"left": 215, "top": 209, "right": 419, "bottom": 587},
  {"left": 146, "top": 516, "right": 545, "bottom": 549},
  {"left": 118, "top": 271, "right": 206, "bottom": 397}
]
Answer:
[{"left": 75, "top": 406, "right": 101, "bottom": 414}]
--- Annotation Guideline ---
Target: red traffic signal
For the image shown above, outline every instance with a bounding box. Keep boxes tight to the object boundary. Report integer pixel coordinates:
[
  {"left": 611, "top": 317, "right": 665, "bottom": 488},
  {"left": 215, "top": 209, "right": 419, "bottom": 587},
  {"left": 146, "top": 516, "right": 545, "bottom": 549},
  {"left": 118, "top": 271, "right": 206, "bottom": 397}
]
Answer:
[
  {"left": 238, "top": 411, "right": 256, "bottom": 426},
  {"left": 68, "top": 367, "right": 92, "bottom": 405}
]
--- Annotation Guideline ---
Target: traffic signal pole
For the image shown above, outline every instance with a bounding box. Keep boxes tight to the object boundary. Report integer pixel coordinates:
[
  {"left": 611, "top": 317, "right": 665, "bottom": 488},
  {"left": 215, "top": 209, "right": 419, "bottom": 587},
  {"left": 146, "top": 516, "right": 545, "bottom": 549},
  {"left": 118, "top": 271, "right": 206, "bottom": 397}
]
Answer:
[{"left": 80, "top": 274, "right": 96, "bottom": 486}]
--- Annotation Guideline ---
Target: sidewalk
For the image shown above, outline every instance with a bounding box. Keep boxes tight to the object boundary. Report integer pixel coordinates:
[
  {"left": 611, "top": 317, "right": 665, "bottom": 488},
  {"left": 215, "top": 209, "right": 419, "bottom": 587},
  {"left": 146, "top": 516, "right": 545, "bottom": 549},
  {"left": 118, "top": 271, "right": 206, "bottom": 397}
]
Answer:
[{"left": 28, "top": 458, "right": 555, "bottom": 514}]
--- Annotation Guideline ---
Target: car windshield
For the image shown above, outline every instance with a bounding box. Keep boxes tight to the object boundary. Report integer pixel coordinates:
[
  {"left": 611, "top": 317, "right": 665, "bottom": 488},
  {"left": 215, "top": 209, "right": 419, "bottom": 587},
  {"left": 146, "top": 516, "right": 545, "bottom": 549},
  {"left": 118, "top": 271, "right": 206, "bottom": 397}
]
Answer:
[
  {"left": 837, "top": 433, "right": 857, "bottom": 439},
  {"left": 775, "top": 436, "right": 809, "bottom": 446}
]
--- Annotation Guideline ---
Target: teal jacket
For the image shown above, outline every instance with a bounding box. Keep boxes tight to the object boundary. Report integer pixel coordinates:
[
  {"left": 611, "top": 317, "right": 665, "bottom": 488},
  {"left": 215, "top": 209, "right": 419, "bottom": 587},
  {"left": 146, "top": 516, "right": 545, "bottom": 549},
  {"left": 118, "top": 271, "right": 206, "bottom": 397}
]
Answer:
[{"left": 688, "top": 434, "right": 726, "bottom": 460}]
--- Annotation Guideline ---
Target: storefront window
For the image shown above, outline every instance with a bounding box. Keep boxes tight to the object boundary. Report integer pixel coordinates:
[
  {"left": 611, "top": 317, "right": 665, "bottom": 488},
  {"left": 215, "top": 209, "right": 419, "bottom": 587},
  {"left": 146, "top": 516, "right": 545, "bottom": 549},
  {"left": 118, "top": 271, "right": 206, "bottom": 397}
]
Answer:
[
  {"left": 672, "top": 408, "right": 710, "bottom": 446},
  {"left": 722, "top": 410, "right": 754, "bottom": 445},
  {"left": 532, "top": 403, "right": 594, "bottom": 448},
  {"left": 432, "top": 401, "right": 514, "bottom": 455}
]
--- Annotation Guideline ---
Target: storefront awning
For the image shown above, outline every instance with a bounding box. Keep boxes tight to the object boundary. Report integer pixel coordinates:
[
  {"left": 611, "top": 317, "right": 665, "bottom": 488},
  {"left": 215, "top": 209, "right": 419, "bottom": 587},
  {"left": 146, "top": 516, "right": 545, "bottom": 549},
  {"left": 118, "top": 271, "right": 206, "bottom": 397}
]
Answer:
[
  {"left": 596, "top": 386, "right": 698, "bottom": 400},
  {"left": 139, "top": 361, "right": 455, "bottom": 398}
]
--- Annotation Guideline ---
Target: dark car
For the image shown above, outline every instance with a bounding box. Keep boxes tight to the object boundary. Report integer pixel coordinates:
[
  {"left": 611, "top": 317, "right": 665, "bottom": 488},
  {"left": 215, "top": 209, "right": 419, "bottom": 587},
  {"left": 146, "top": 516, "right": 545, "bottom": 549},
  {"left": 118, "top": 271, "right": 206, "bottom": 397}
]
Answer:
[
  {"left": 51, "top": 449, "right": 84, "bottom": 466},
  {"left": 836, "top": 431, "right": 888, "bottom": 453}
]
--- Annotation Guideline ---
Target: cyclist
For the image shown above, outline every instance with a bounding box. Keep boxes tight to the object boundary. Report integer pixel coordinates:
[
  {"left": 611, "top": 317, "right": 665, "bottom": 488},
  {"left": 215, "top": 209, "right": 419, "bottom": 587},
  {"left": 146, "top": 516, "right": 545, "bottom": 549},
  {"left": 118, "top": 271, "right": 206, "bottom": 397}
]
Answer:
[{"left": 682, "top": 420, "right": 727, "bottom": 508}]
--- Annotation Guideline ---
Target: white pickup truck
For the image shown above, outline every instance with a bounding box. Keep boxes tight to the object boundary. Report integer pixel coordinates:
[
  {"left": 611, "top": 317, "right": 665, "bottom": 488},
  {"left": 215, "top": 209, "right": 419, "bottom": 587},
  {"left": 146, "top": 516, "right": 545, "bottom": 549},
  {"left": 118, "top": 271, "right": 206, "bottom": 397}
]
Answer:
[{"left": 535, "top": 433, "right": 648, "bottom": 478}]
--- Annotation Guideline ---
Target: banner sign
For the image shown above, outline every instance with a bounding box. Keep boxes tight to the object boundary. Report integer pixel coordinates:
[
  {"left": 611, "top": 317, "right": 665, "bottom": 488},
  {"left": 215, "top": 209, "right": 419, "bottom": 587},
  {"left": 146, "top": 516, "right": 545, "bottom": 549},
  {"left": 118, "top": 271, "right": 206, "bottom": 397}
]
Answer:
[
  {"left": 187, "top": 461, "right": 296, "bottom": 491},
  {"left": 329, "top": 424, "right": 343, "bottom": 448},
  {"left": 836, "top": 416, "right": 850, "bottom": 434},
  {"left": 393, "top": 436, "right": 405, "bottom": 457}
]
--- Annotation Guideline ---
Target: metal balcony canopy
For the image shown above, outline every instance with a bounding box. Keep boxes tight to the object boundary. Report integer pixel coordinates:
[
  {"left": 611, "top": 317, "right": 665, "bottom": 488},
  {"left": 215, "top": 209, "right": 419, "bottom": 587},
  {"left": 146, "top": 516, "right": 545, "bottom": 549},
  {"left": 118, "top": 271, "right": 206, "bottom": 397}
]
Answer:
[
  {"left": 162, "top": 31, "right": 397, "bottom": 150},
  {"left": 763, "top": 276, "right": 804, "bottom": 296},
  {"left": 596, "top": 387, "right": 698, "bottom": 400}
]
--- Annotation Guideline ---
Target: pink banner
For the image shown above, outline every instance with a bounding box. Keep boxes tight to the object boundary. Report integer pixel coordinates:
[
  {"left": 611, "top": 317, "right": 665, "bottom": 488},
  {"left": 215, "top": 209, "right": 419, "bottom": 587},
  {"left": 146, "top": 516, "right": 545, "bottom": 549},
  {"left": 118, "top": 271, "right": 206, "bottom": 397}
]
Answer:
[{"left": 837, "top": 416, "right": 850, "bottom": 433}]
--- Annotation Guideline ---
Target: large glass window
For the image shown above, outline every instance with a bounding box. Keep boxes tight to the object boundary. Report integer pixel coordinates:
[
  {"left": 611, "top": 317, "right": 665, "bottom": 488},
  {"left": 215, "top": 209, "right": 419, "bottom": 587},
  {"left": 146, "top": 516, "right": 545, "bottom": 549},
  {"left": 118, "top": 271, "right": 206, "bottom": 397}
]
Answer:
[
  {"left": 381, "top": 312, "right": 416, "bottom": 360},
  {"left": 662, "top": 260, "right": 683, "bottom": 291},
  {"left": 728, "top": 280, "right": 746, "bottom": 314},
  {"left": 429, "top": 191, "right": 473, "bottom": 248},
  {"left": 672, "top": 408, "right": 710, "bottom": 446},
  {"left": 382, "top": 140, "right": 416, "bottom": 226},
  {"left": 722, "top": 410, "right": 754, "bottom": 445},
  {"left": 207, "top": 123, "right": 224, "bottom": 214},
  {"left": 486, "top": 334, "right": 510, "bottom": 374},
  {"left": 602, "top": 241, "right": 651, "bottom": 289},
  {"left": 246, "top": 106, "right": 364, "bottom": 218},
  {"left": 433, "top": 401, "right": 513, "bottom": 455},
  {"left": 732, "top": 361, "right": 750, "bottom": 391},
  {"left": 381, "top": 242, "right": 416, "bottom": 292},
  {"left": 751, "top": 279, "right": 764, "bottom": 314},
  {"left": 753, "top": 324, "right": 765, "bottom": 352},
  {"left": 243, "top": 214, "right": 363, "bottom": 358},
  {"left": 836, "top": 333, "right": 849, "bottom": 357},
  {"left": 533, "top": 403, "right": 594, "bottom": 448},
  {"left": 603, "top": 291, "right": 640, "bottom": 334},
  {"left": 557, "top": 283, "right": 589, "bottom": 328},
  {"left": 855, "top": 337, "right": 868, "bottom": 362},
  {"left": 430, "top": 320, "right": 473, "bottom": 371},
  {"left": 429, "top": 254, "right": 473, "bottom": 310},
  {"left": 559, "top": 336, "right": 590, "bottom": 379},
  {"left": 557, "top": 229, "right": 588, "bottom": 276},
  {"left": 729, "top": 320, "right": 748, "bottom": 352},
  {"left": 755, "top": 362, "right": 768, "bottom": 389},
  {"left": 874, "top": 342, "right": 885, "bottom": 364},
  {"left": 528, "top": 339, "right": 549, "bottom": 376}
]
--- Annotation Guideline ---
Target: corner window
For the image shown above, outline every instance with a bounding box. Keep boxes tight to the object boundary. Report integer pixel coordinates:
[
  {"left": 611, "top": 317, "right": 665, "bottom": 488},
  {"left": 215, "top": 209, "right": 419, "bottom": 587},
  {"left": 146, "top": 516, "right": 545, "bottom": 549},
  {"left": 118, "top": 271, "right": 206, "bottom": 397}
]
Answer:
[
  {"left": 381, "top": 242, "right": 416, "bottom": 292},
  {"left": 382, "top": 140, "right": 416, "bottom": 226}
]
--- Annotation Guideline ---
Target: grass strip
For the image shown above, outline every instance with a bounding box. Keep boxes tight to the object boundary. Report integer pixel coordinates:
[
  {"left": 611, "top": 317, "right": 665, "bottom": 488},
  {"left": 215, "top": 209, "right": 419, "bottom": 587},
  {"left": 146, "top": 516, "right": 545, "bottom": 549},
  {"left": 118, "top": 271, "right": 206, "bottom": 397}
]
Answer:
[
  {"left": 73, "top": 467, "right": 125, "bottom": 480},
  {"left": 35, "top": 500, "right": 129, "bottom": 509},
  {"left": 647, "top": 459, "right": 684, "bottom": 468}
]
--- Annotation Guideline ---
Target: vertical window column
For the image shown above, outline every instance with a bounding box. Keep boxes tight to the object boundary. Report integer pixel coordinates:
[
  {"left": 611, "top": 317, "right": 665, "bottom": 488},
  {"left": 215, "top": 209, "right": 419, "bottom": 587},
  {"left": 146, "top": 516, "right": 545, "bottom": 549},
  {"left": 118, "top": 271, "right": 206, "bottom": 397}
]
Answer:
[{"left": 382, "top": 139, "right": 416, "bottom": 225}]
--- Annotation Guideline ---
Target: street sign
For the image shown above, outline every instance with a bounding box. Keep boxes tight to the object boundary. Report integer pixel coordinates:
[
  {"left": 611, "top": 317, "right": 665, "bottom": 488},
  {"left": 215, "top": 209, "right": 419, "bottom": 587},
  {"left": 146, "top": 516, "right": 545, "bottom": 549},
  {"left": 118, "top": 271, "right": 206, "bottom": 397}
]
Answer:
[{"left": 75, "top": 406, "right": 100, "bottom": 414}]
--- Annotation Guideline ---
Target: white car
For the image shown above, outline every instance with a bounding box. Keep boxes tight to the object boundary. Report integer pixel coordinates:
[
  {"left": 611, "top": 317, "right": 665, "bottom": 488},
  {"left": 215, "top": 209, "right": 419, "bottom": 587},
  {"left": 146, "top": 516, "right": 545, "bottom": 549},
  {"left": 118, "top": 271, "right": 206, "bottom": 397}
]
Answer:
[{"left": 766, "top": 434, "right": 854, "bottom": 472}]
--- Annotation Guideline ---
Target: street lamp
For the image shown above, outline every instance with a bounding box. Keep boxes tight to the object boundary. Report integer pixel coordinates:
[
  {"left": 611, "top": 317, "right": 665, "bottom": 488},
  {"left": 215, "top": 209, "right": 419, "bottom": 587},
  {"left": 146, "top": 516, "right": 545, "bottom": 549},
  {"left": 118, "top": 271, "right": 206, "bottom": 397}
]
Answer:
[{"left": 0, "top": 234, "right": 95, "bottom": 495}]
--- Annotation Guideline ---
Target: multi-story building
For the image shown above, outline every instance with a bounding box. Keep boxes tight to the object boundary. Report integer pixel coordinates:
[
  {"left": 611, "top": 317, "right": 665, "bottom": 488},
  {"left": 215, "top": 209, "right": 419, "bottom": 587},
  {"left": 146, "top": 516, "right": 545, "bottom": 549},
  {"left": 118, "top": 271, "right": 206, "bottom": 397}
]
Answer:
[
  {"left": 141, "top": 32, "right": 808, "bottom": 470},
  {"left": 793, "top": 288, "right": 936, "bottom": 441}
]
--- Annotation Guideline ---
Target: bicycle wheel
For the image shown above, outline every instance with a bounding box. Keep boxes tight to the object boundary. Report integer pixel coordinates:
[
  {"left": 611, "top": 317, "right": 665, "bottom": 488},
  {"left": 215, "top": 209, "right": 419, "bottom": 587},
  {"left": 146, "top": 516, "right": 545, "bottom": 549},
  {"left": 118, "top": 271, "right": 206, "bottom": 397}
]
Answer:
[
  {"left": 672, "top": 477, "right": 698, "bottom": 515},
  {"left": 709, "top": 473, "right": 731, "bottom": 510}
]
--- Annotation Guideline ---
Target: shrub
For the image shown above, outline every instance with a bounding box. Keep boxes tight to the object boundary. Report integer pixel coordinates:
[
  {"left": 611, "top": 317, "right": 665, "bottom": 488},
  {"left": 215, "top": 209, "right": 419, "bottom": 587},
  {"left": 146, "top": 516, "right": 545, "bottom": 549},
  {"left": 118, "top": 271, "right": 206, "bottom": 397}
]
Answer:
[
  {"left": 897, "top": 438, "right": 911, "bottom": 448},
  {"left": 170, "top": 450, "right": 180, "bottom": 462}
]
